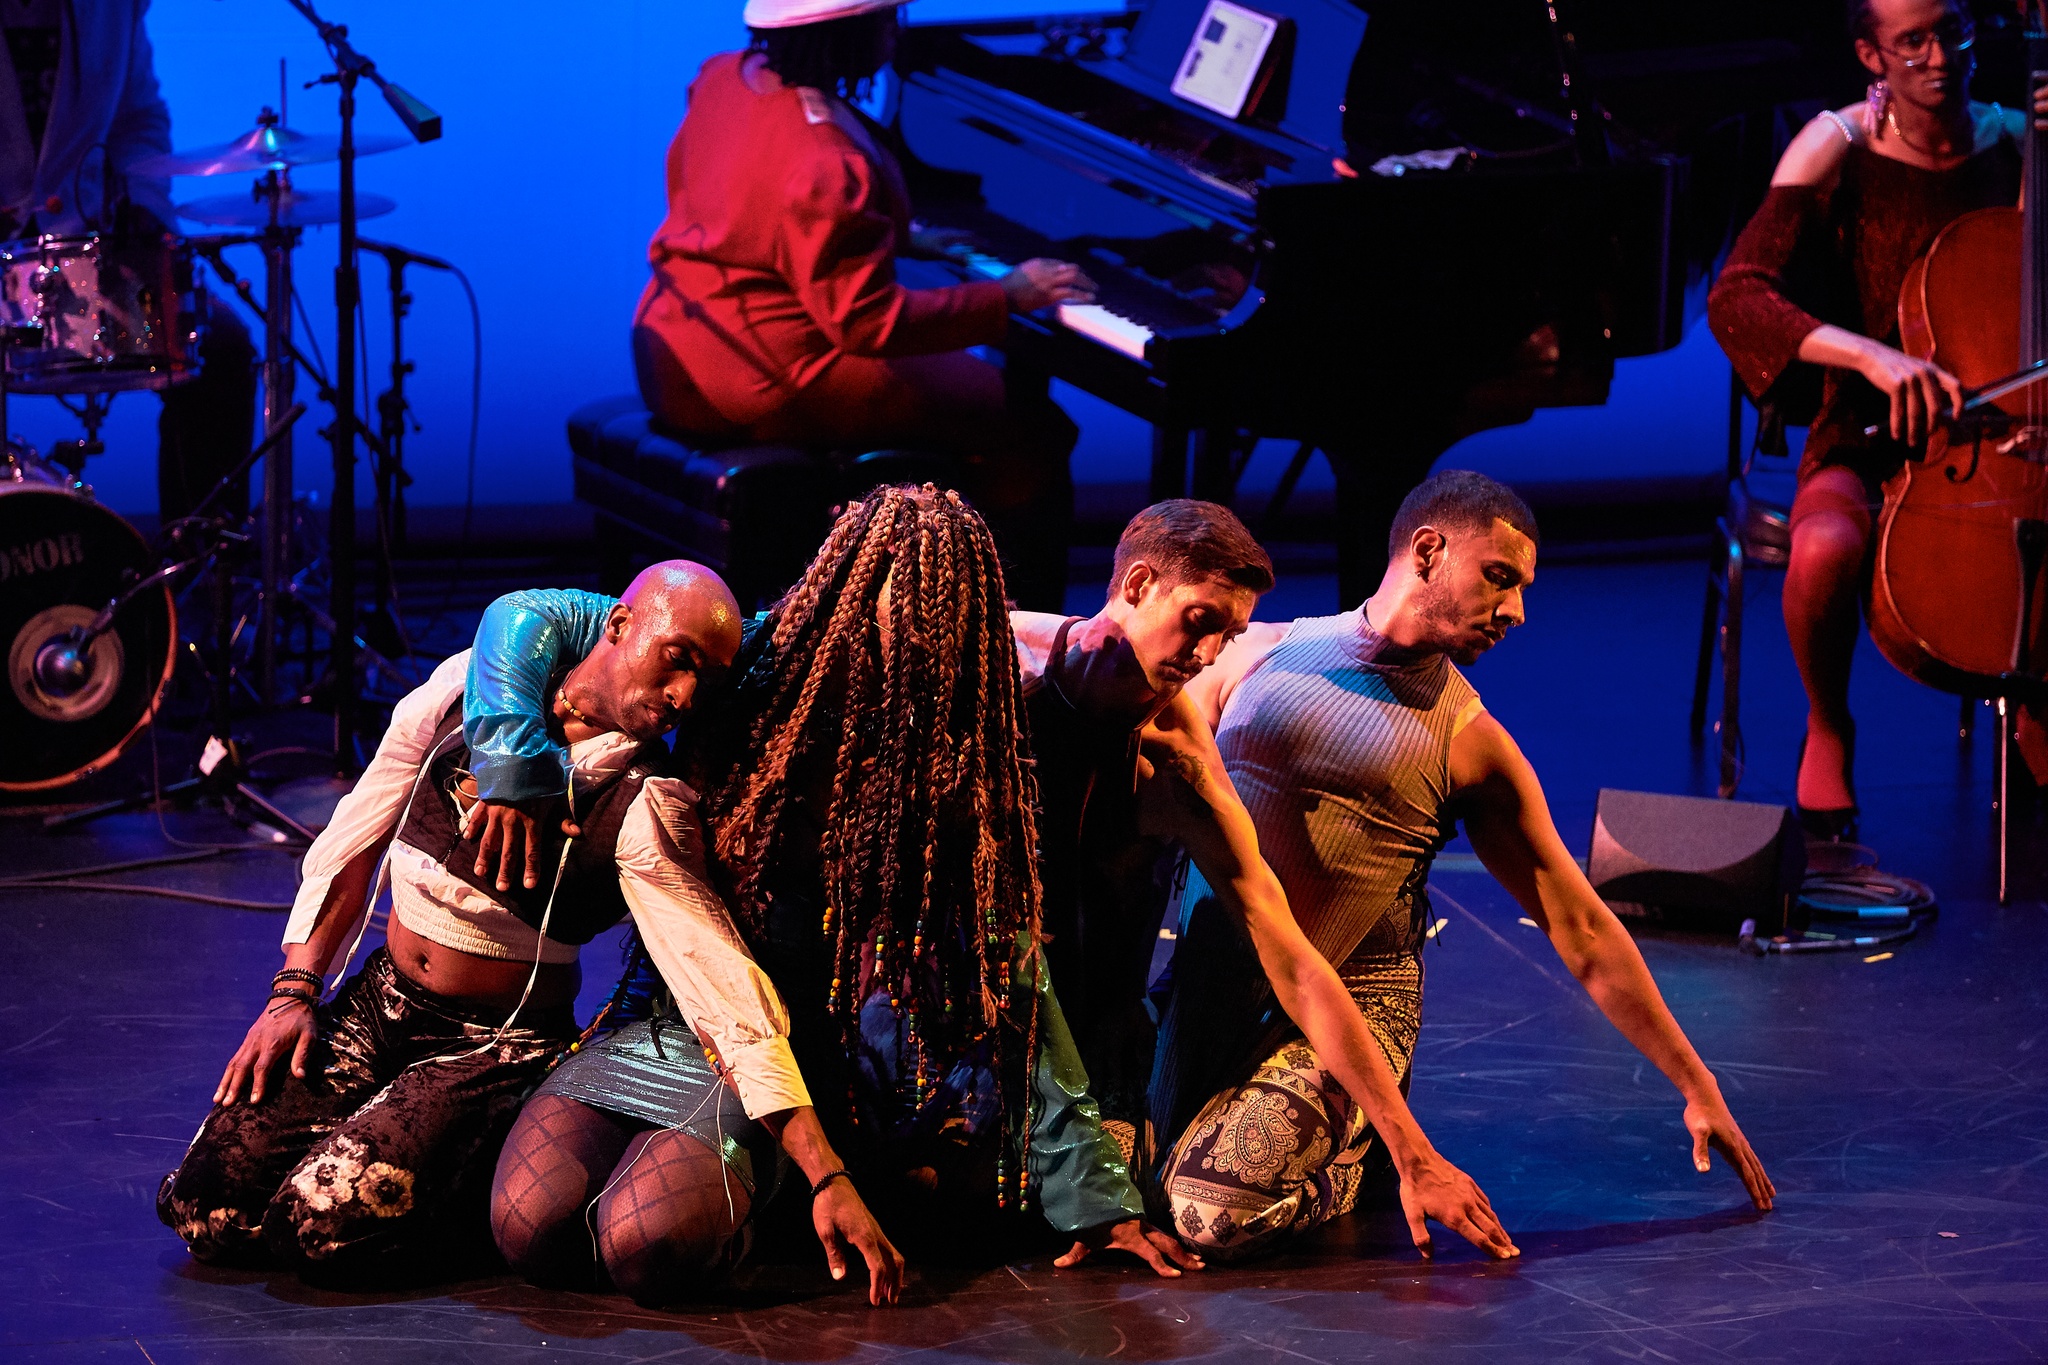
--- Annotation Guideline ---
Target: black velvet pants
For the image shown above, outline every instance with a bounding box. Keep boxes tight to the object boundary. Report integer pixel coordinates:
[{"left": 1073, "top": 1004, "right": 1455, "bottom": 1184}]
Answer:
[{"left": 157, "top": 948, "right": 576, "bottom": 1286}]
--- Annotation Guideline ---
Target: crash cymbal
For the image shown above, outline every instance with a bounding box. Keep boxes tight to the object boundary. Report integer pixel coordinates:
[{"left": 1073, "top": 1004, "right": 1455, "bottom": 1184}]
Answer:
[
  {"left": 131, "top": 121, "right": 410, "bottom": 178},
  {"left": 176, "top": 189, "right": 397, "bottom": 229}
]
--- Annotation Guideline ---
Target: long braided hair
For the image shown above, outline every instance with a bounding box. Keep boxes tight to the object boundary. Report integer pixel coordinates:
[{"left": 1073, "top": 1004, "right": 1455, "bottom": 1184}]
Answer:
[{"left": 704, "top": 485, "right": 1046, "bottom": 1204}]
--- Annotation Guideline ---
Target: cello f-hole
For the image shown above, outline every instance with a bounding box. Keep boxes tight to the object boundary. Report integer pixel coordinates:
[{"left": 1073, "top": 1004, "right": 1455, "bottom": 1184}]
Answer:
[{"left": 1946, "top": 435, "right": 1984, "bottom": 482}]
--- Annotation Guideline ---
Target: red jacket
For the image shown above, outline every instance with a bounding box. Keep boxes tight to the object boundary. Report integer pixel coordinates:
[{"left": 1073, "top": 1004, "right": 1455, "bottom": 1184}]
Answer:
[{"left": 633, "top": 52, "right": 1007, "bottom": 427}]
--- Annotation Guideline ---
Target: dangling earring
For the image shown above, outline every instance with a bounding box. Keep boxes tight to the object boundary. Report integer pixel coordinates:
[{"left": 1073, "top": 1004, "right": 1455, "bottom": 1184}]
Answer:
[{"left": 1864, "top": 79, "right": 1891, "bottom": 139}]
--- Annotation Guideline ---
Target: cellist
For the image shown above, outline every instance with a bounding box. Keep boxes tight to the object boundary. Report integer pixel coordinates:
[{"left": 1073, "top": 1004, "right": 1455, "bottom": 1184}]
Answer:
[{"left": 1709, "top": 0, "right": 2048, "bottom": 839}]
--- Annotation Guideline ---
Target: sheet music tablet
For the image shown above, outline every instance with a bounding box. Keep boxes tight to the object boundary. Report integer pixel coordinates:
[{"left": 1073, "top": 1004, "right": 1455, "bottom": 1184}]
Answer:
[{"left": 1169, "top": 0, "right": 1282, "bottom": 120}]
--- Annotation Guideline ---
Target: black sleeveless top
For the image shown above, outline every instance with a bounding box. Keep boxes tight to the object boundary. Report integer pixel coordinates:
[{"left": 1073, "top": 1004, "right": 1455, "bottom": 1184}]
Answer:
[
  {"left": 396, "top": 701, "right": 670, "bottom": 946},
  {"left": 1024, "top": 616, "right": 1176, "bottom": 1123}
]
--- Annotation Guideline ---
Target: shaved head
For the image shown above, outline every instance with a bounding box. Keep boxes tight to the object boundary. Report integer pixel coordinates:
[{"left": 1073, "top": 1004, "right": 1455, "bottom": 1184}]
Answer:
[
  {"left": 569, "top": 560, "right": 743, "bottom": 740},
  {"left": 621, "top": 559, "right": 741, "bottom": 645}
]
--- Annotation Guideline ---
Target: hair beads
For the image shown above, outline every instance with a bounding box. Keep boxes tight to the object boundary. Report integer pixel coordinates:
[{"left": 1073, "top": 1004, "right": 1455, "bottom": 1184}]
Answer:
[{"left": 704, "top": 486, "right": 1048, "bottom": 1208}]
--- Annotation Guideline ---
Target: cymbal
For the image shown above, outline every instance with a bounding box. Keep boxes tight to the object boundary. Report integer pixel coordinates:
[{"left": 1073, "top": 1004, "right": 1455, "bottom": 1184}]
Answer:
[
  {"left": 176, "top": 189, "right": 397, "bottom": 228},
  {"left": 131, "top": 122, "right": 411, "bottom": 177}
]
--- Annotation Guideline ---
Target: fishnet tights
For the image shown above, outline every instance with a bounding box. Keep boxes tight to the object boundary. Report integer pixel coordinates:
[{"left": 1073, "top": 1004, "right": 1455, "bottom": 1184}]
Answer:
[
  {"left": 490, "top": 1093, "right": 748, "bottom": 1303},
  {"left": 595, "top": 1126, "right": 750, "bottom": 1302}
]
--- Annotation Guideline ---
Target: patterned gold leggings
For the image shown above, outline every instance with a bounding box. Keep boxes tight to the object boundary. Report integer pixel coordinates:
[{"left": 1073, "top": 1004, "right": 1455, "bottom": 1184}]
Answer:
[{"left": 1160, "top": 952, "right": 1420, "bottom": 1260}]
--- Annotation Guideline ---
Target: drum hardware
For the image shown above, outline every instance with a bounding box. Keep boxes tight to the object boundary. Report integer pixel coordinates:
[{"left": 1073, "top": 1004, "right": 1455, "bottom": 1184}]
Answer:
[
  {"left": 359, "top": 239, "right": 455, "bottom": 660},
  {"left": 128, "top": 110, "right": 410, "bottom": 179},
  {"left": 288, "top": 0, "right": 441, "bottom": 764},
  {"left": 48, "top": 392, "right": 113, "bottom": 477},
  {"left": 36, "top": 521, "right": 318, "bottom": 844},
  {"left": 176, "top": 185, "right": 397, "bottom": 230},
  {"left": 188, "top": 233, "right": 414, "bottom": 703},
  {"left": 32, "top": 410, "right": 320, "bottom": 842},
  {"left": 25, "top": 405, "right": 303, "bottom": 708}
]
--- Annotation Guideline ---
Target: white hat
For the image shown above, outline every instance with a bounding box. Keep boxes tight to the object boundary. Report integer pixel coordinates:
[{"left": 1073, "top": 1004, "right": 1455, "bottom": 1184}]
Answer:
[{"left": 743, "top": 0, "right": 908, "bottom": 29}]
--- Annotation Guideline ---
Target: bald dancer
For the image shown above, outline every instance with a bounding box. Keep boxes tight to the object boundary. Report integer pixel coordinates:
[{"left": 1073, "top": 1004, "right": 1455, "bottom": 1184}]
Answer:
[
  {"left": 1157, "top": 471, "right": 1775, "bottom": 1261},
  {"left": 158, "top": 563, "right": 773, "bottom": 1284}
]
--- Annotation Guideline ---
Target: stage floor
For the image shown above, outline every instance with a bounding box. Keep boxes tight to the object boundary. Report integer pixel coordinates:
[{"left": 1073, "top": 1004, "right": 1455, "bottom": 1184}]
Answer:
[{"left": 5, "top": 555, "right": 2047, "bottom": 1363}]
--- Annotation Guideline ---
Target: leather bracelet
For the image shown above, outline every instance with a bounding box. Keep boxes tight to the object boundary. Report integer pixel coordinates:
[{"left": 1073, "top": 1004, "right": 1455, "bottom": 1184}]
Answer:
[
  {"left": 266, "top": 987, "right": 317, "bottom": 1012},
  {"left": 272, "top": 967, "right": 324, "bottom": 992},
  {"left": 810, "top": 1169, "right": 851, "bottom": 1198}
]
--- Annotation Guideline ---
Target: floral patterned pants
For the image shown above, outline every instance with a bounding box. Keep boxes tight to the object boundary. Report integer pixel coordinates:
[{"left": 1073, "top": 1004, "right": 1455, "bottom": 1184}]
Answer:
[
  {"left": 1159, "top": 952, "right": 1420, "bottom": 1261},
  {"left": 157, "top": 948, "right": 576, "bottom": 1282}
]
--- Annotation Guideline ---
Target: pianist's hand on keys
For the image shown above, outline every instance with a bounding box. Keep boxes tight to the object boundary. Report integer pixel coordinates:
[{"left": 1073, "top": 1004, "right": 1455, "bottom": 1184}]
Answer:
[{"left": 1000, "top": 258, "right": 1098, "bottom": 312}]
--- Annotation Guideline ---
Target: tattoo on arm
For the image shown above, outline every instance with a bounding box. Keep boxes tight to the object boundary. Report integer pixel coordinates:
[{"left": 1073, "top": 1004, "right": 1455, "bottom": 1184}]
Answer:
[{"left": 1164, "top": 747, "right": 1213, "bottom": 816}]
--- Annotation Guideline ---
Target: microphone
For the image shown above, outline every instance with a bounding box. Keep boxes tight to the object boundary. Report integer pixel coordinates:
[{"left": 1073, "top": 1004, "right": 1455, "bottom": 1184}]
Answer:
[
  {"left": 357, "top": 237, "right": 455, "bottom": 272},
  {"left": 31, "top": 613, "right": 111, "bottom": 699},
  {"left": 32, "top": 631, "right": 94, "bottom": 697}
]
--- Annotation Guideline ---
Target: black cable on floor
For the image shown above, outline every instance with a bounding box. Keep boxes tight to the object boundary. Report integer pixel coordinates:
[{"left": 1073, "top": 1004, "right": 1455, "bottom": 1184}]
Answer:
[
  {"left": 0, "top": 847, "right": 294, "bottom": 912},
  {"left": 0, "top": 880, "right": 292, "bottom": 911},
  {"left": 1740, "top": 852, "right": 1938, "bottom": 956}
]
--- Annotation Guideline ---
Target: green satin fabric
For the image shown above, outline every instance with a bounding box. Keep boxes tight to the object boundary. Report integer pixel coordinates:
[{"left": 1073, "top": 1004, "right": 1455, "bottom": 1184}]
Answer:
[{"left": 1019, "top": 941, "right": 1147, "bottom": 1233}]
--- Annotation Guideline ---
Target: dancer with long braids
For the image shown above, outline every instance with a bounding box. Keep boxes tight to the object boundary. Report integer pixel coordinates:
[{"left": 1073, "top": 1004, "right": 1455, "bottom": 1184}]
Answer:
[{"left": 487, "top": 486, "right": 1195, "bottom": 1305}]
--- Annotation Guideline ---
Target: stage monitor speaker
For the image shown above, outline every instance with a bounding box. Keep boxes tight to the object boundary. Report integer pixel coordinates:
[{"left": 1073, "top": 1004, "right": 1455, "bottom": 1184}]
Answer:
[{"left": 1587, "top": 789, "right": 1804, "bottom": 935}]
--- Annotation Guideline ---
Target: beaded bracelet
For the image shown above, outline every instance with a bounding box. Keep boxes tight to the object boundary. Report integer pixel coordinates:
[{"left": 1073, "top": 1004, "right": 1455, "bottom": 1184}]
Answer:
[
  {"left": 272, "top": 967, "right": 324, "bottom": 993},
  {"left": 810, "top": 1169, "right": 851, "bottom": 1199}
]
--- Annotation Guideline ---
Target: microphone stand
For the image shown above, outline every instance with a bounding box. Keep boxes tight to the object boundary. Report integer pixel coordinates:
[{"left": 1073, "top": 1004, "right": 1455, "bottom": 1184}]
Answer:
[{"left": 283, "top": 0, "right": 439, "bottom": 768}]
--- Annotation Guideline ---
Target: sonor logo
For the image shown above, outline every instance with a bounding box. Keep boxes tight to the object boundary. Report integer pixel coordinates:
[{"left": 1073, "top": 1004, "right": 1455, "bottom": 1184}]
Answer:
[{"left": 0, "top": 532, "right": 85, "bottom": 581}]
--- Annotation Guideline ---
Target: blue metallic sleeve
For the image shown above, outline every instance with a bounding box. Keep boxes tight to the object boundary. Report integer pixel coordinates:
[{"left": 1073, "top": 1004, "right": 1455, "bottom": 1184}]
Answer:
[
  {"left": 1018, "top": 944, "right": 1146, "bottom": 1234},
  {"left": 463, "top": 588, "right": 617, "bottom": 801}
]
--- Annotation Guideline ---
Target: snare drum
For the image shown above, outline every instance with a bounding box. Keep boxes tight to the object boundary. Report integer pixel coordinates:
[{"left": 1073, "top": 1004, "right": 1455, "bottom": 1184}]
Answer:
[
  {"left": 0, "top": 233, "right": 204, "bottom": 393},
  {"left": 1, "top": 444, "right": 176, "bottom": 789}
]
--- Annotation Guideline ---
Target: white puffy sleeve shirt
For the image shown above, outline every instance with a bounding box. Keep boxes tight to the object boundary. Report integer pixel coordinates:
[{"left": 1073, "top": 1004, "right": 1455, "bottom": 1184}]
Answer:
[{"left": 282, "top": 650, "right": 809, "bottom": 1119}]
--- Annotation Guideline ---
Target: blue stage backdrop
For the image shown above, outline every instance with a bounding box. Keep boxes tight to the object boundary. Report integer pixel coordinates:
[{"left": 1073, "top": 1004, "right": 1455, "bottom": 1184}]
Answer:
[{"left": 32, "top": 0, "right": 1739, "bottom": 520}]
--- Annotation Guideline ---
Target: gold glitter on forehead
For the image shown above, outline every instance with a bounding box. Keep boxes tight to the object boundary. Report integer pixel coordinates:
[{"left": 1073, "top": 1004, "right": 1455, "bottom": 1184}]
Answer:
[{"left": 710, "top": 602, "right": 732, "bottom": 626}]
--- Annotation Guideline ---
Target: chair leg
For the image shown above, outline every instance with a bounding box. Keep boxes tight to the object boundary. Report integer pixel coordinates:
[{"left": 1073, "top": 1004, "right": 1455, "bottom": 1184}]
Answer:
[
  {"left": 1999, "top": 695, "right": 2012, "bottom": 906},
  {"left": 1690, "top": 541, "right": 1725, "bottom": 737},
  {"left": 1719, "top": 523, "right": 1745, "bottom": 799}
]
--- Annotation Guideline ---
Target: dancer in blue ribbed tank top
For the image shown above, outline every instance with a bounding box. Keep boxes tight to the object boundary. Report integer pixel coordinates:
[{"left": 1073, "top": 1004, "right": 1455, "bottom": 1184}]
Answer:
[{"left": 1156, "top": 471, "right": 1776, "bottom": 1262}]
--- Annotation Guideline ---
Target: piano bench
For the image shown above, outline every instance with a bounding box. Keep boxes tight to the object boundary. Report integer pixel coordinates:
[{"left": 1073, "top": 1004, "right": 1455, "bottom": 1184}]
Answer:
[{"left": 566, "top": 397, "right": 961, "bottom": 608}]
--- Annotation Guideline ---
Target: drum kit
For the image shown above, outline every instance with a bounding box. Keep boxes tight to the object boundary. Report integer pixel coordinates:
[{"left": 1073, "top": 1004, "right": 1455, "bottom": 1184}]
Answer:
[{"left": 3, "top": 87, "right": 430, "bottom": 800}]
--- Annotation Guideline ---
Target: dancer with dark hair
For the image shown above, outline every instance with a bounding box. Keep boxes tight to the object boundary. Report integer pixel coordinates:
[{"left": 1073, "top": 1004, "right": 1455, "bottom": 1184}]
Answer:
[
  {"left": 1157, "top": 472, "right": 1775, "bottom": 1261},
  {"left": 1709, "top": 0, "right": 2048, "bottom": 836},
  {"left": 488, "top": 487, "right": 1195, "bottom": 1305},
  {"left": 152, "top": 563, "right": 888, "bottom": 1289},
  {"left": 1008, "top": 497, "right": 1523, "bottom": 1272},
  {"left": 630, "top": 0, "right": 1094, "bottom": 606}
]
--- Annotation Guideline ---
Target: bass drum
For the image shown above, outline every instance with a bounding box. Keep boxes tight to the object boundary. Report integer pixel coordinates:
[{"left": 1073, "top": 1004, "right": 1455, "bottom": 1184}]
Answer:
[{"left": 0, "top": 448, "right": 175, "bottom": 790}]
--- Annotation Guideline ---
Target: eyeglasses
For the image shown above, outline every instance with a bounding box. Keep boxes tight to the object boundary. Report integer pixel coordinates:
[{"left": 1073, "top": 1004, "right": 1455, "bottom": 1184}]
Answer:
[{"left": 1881, "top": 17, "right": 1976, "bottom": 68}]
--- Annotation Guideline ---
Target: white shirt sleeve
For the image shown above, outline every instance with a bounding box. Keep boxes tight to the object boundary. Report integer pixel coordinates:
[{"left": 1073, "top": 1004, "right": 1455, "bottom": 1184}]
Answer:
[
  {"left": 281, "top": 652, "right": 470, "bottom": 946},
  {"left": 616, "top": 777, "right": 812, "bottom": 1119}
]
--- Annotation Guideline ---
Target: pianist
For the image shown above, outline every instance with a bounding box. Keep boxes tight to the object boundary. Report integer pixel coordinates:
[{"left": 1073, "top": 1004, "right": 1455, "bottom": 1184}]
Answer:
[{"left": 631, "top": 0, "right": 1097, "bottom": 608}]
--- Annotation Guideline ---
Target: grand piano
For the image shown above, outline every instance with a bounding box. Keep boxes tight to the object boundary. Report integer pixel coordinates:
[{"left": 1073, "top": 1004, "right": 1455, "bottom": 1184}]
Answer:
[{"left": 889, "top": 0, "right": 1849, "bottom": 598}]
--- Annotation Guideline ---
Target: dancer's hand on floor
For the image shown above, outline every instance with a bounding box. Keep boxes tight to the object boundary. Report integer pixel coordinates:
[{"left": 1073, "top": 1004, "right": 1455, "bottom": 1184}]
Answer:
[
  {"left": 1685, "top": 1094, "right": 1776, "bottom": 1211},
  {"left": 1056, "top": 1218, "right": 1206, "bottom": 1277},
  {"left": 814, "top": 1178, "right": 906, "bottom": 1306},
  {"left": 471, "top": 799, "right": 580, "bottom": 892},
  {"left": 1400, "top": 1150, "right": 1520, "bottom": 1260},
  {"left": 215, "top": 998, "right": 318, "bottom": 1107}
]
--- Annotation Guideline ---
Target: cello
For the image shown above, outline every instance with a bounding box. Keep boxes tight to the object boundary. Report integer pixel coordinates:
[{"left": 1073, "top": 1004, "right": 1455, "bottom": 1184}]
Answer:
[{"left": 1866, "top": 0, "right": 2048, "bottom": 900}]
